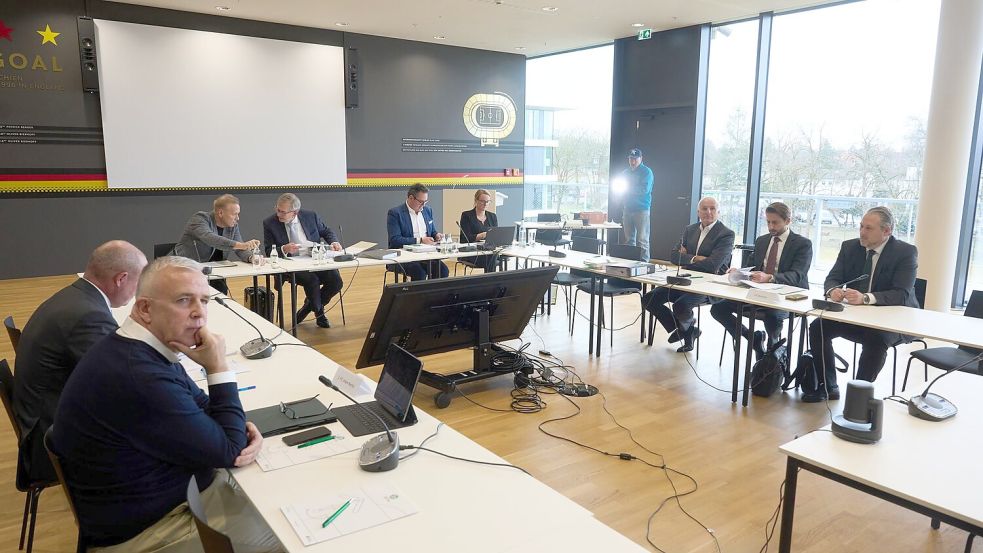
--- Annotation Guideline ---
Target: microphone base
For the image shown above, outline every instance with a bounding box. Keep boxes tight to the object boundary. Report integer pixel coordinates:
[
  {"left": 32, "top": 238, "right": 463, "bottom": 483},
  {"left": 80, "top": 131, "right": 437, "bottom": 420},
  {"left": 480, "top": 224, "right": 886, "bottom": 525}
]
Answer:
[
  {"left": 812, "top": 299, "right": 845, "bottom": 312},
  {"left": 457, "top": 245, "right": 477, "bottom": 252},
  {"left": 907, "top": 392, "right": 957, "bottom": 422},
  {"left": 331, "top": 254, "right": 355, "bottom": 262},
  {"left": 666, "top": 276, "right": 691, "bottom": 286},
  {"left": 548, "top": 249, "right": 567, "bottom": 258},
  {"left": 240, "top": 338, "right": 273, "bottom": 360},
  {"left": 359, "top": 432, "right": 400, "bottom": 472}
]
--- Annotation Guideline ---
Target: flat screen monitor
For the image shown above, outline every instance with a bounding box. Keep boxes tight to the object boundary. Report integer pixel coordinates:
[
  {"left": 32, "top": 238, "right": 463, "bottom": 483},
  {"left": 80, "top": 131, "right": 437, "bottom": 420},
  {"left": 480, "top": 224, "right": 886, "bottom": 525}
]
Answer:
[{"left": 356, "top": 266, "right": 558, "bottom": 368}]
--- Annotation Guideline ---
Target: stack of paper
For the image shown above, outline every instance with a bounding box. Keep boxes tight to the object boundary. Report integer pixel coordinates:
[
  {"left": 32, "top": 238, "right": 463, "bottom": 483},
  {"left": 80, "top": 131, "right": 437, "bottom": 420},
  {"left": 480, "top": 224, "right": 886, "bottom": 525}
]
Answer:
[{"left": 281, "top": 483, "right": 418, "bottom": 545}]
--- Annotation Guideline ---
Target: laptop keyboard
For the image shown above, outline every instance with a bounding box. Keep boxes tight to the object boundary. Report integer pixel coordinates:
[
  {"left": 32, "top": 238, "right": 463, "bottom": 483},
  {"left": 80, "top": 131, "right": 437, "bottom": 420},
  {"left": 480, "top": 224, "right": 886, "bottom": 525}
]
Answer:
[{"left": 332, "top": 401, "right": 413, "bottom": 437}]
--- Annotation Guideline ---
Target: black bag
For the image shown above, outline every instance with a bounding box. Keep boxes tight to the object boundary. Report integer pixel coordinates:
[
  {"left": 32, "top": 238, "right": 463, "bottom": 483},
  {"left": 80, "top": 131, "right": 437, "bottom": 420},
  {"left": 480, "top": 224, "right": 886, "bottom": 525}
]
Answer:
[
  {"left": 750, "top": 338, "right": 787, "bottom": 397},
  {"left": 243, "top": 286, "right": 274, "bottom": 321},
  {"left": 785, "top": 350, "right": 821, "bottom": 394}
]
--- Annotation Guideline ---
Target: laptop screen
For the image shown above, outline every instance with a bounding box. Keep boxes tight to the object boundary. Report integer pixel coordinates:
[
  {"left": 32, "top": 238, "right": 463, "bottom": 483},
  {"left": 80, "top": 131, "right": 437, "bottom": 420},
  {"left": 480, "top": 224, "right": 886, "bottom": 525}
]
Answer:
[
  {"left": 374, "top": 344, "right": 423, "bottom": 422},
  {"left": 483, "top": 225, "right": 515, "bottom": 248}
]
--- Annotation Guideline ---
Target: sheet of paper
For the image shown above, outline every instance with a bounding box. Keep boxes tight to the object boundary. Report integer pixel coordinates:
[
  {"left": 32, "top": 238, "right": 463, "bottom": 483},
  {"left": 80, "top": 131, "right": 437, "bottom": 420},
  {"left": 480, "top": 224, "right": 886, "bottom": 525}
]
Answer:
[
  {"left": 281, "top": 483, "right": 418, "bottom": 545},
  {"left": 346, "top": 241, "right": 376, "bottom": 254},
  {"left": 255, "top": 431, "right": 358, "bottom": 471}
]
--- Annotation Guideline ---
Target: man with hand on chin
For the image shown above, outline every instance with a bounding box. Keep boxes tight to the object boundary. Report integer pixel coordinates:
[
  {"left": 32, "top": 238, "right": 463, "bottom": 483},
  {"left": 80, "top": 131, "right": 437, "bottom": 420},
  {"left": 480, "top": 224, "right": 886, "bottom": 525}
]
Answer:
[
  {"left": 805, "top": 206, "right": 918, "bottom": 402},
  {"left": 52, "top": 256, "right": 282, "bottom": 552}
]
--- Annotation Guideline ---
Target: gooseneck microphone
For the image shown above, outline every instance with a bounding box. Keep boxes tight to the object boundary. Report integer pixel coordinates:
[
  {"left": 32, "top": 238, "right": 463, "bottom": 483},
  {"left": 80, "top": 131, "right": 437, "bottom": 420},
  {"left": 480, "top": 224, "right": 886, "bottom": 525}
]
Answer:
[
  {"left": 214, "top": 297, "right": 274, "bottom": 360},
  {"left": 812, "top": 273, "right": 870, "bottom": 312},
  {"left": 907, "top": 350, "right": 983, "bottom": 422},
  {"left": 455, "top": 221, "right": 478, "bottom": 252},
  {"left": 319, "top": 375, "right": 399, "bottom": 472},
  {"left": 331, "top": 225, "right": 355, "bottom": 262},
  {"left": 667, "top": 231, "right": 691, "bottom": 286}
]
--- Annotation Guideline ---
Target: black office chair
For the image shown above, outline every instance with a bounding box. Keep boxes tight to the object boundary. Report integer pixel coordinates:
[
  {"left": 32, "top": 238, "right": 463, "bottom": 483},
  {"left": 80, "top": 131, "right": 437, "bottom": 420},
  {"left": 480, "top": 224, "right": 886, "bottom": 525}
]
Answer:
[
  {"left": 154, "top": 242, "right": 177, "bottom": 259},
  {"left": 550, "top": 236, "right": 601, "bottom": 333},
  {"left": 535, "top": 213, "right": 571, "bottom": 249},
  {"left": 1, "top": 360, "right": 60, "bottom": 553},
  {"left": 187, "top": 474, "right": 236, "bottom": 553},
  {"left": 4, "top": 315, "right": 20, "bottom": 351},
  {"left": 42, "top": 427, "right": 87, "bottom": 553},
  {"left": 901, "top": 289, "right": 983, "bottom": 393},
  {"left": 572, "top": 244, "right": 644, "bottom": 346}
]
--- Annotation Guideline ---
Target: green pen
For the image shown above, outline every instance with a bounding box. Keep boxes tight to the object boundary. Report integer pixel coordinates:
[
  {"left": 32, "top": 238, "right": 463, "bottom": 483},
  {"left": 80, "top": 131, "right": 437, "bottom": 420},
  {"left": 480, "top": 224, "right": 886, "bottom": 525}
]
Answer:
[
  {"left": 322, "top": 499, "right": 352, "bottom": 528},
  {"left": 297, "top": 435, "right": 335, "bottom": 449}
]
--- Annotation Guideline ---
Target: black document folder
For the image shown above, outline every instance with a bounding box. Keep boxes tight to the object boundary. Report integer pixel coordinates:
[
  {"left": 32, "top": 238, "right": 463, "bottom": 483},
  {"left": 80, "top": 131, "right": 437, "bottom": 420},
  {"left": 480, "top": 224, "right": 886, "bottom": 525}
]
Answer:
[{"left": 246, "top": 398, "right": 338, "bottom": 437}]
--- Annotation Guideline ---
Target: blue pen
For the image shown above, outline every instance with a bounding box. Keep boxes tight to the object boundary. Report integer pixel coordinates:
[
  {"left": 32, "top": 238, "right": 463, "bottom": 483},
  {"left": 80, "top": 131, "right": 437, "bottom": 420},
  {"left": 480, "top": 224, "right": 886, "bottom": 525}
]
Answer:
[{"left": 238, "top": 385, "right": 256, "bottom": 392}]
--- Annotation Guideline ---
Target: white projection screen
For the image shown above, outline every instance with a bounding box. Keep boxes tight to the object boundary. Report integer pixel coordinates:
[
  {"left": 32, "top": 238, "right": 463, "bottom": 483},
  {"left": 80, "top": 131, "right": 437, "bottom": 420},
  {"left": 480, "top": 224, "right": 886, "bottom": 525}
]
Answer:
[{"left": 94, "top": 20, "right": 347, "bottom": 189}]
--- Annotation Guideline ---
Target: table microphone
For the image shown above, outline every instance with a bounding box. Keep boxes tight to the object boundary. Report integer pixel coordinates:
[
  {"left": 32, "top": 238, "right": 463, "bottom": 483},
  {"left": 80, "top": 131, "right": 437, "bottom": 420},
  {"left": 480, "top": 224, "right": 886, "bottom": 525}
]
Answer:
[
  {"left": 455, "top": 222, "right": 478, "bottom": 252},
  {"left": 330, "top": 225, "right": 355, "bottom": 262},
  {"left": 812, "top": 274, "right": 869, "bottom": 312},
  {"left": 667, "top": 232, "right": 691, "bottom": 286},
  {"left": 907, "top": 351, "right": 983, "bottom": 422},
  {"left": 213, "top": 297, "right": 274, "bottom": 359},
  {"left": 319, "top": 375, "right": 400, "bottom": 472}
]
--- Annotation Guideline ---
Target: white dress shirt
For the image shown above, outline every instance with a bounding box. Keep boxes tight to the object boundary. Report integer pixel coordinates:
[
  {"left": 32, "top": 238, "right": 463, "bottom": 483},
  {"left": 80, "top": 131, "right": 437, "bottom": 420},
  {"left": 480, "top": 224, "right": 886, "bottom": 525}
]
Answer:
[
  {"left": 407, "top": 201, "right": 427, "bottom": 242},
  {"left": 863, "top": 239, "right": 889, "bottom": 305},
  {"left": 116, "top": 317, "right": 237, "bottom": 386},
  {"left": 284, "top": 217, "right": 315, "bottom": 252},
  {"left": 695, "top": 220, "right": 718, "bottom": 254},
  {"left": 762, "top": 228, "right": 791, "bottom": 278}
]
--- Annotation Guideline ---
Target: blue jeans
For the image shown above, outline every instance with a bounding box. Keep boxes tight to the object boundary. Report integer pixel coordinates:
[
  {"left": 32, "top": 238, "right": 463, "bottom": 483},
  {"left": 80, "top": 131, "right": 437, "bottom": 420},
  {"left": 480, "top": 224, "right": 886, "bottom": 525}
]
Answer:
[{"left": 622, "top": 209, "right": 650, "bottom": 259}]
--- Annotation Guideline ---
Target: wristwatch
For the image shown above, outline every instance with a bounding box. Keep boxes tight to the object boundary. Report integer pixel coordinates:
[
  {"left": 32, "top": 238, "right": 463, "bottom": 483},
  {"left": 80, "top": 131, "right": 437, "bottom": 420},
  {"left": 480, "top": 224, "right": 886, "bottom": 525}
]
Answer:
[{"left": 863, "top": 294, "right": 871, "bottom": 305}]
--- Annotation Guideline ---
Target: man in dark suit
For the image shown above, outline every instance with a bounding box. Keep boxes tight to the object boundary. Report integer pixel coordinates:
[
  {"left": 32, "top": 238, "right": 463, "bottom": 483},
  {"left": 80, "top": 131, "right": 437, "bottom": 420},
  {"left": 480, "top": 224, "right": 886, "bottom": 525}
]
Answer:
[
  {"left": 171, "top": 194, "right": 260, "bottom": 294},
  {"left": 711, "top": 202, "right": 813, "bottom": 358},
  {"left": 642, "top": 197, "right": 735, "bottom": 352},
  {"left": 13, "top": 240, "right": 147, "bottom": 482},
  {"left": 262, "top": 193, "right": 344, "bottom": 328},
  {"left": 806, "top": 206, "right": 918, "bottom": 402},
  {"left": 386, "top": 183, "right": 449, "bottom": 281}
]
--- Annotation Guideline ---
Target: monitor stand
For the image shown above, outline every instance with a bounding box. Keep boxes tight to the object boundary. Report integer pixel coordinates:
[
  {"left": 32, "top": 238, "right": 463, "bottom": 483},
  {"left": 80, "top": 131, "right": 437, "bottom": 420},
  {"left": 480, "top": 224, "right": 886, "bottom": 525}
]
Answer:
[{"left": 417, "top": 305, "right": 531, "bottom": 409}]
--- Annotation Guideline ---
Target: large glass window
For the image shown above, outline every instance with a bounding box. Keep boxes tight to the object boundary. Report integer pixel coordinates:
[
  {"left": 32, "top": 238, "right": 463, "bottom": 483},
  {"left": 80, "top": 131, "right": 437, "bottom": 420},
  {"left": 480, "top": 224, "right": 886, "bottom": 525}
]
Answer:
[
  {"left": 758, "top": 0, "right": 940, "bottom": 279},
  {"left": 524, "top": 46, "right": 613, "bottom": 218},
  {"left": 701, "top": 19, "right": 760, "bottom": 241},
  {"left": 964, "top": 170, "right": 983, "bottom": 303}
]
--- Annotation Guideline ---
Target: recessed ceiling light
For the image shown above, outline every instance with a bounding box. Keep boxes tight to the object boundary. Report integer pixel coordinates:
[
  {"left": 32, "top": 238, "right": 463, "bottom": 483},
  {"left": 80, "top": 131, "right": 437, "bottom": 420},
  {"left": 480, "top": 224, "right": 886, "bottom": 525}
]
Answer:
[
  {"left": 631, "top": 23, "right": 645, "bottom": 28},
  {"left": 215, "top": 5, "right": 231, "bottom": 10},
  {"left": 335, "top": 22, "right": 349, "bottom": 27},
  {"left": 542, "top": 6, "right": 558, "bottom": 12},
  {"left": 515, "top": 46, "right": 526, "bottom": 50},
  {"left": 434, "top": 35, "right": 446, "bottom": 40}
]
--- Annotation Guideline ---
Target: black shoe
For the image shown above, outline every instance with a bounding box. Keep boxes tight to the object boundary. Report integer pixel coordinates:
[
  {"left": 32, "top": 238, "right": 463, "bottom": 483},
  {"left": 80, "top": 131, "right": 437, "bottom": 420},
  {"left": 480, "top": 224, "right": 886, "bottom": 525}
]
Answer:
[
  {"left": 315, "top": 314, "right": 331, "bottom": 328},
  {"left": 801, "top": 390, "right": 828, "bottom": 403},
  {"left": 676, "top": 326, "right": 701, "bottom": 353},
  {"left": 667, "top": 329, "right": 681, "bottom": 343},
  {"left": 752, "top": 330, "right": 766, "bottom": 361},
  {"left": 827, "top": 386, "right": 840, "bottom": 400},
  {"left": 296, "top": 300, "right": 313, "bottom": 324}
]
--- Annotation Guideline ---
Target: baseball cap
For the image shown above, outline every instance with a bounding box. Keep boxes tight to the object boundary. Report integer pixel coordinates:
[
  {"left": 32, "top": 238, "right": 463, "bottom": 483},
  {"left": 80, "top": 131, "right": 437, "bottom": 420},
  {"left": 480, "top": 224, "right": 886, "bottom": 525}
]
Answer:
[{"left": 628, "top": 148, "right": 642, "bottom": 158}]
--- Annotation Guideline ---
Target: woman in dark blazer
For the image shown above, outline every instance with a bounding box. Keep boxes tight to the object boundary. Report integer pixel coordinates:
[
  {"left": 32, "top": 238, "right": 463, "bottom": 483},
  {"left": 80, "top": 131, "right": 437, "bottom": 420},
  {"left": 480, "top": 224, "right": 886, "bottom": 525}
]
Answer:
[{"left": 459, "top": 189, "right": 499, "bottom": 272}]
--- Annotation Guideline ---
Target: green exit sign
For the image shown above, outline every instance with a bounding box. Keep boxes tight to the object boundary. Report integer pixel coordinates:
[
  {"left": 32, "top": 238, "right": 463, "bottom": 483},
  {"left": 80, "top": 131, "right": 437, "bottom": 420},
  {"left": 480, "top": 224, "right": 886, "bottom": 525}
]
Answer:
[{"left": 637, "top": 28, "right": 652, "bottom": 40}]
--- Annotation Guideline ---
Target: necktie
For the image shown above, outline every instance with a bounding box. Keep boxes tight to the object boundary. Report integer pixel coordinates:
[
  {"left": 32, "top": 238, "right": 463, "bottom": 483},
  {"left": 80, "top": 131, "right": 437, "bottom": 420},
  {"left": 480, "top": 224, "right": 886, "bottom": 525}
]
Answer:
[
  {"left": 857, "top": 249, "right": 875, "bottom": 292},
  {"left": 287, "top": 220, "right": 304, "bottom": 245},
  {"left": 764, "top": 236, "right": 781, "bottom": 275}
]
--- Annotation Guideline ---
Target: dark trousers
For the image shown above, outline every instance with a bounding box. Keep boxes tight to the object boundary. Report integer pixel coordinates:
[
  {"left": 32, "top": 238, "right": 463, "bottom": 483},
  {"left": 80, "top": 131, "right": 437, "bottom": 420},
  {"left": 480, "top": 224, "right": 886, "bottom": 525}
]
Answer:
[
  {"left": 21, "top": 425, "right": 57, "bottom": 483},
  {"left": 710, "top": 301, "right": 787, "bottom": 345},
  {"left": 395, "top": 260, "right": 450, "bottom": 281},
  {"left": 809, "top": 318, "right": 898, "bottom": 385},
  {"left": 294, "top": 270, "right": 343, "bottom": 314},
  {"left": 641, "top": 287, "right": 708, "bottom": 333},
  {"left": 474, "top": 254, "right": 499, "bottom": 273},
  {"left": 211, "top": 278, "right": 229, "bottom": 295}
]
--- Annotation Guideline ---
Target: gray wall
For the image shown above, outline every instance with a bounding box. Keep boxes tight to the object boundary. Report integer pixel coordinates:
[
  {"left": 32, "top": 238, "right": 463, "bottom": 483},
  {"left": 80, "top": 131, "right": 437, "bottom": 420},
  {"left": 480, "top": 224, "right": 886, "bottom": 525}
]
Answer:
[
  {"left": 0, "top": 1, "right": 524, "bottom": 279},
  {"left": 609, "top": 25, "right": 708, "bottom": 260}
]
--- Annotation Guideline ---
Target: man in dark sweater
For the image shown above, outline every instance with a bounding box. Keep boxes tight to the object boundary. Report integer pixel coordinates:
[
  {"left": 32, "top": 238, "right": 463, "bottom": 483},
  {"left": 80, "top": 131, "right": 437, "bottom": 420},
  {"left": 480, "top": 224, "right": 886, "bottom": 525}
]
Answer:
[{"left": 52, "top": 256, "right": 281, "bottom": 552}]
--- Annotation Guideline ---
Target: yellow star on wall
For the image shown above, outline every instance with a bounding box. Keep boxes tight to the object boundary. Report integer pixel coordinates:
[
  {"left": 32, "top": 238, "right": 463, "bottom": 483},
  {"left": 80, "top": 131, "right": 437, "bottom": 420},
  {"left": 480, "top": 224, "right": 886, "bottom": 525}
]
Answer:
[{"left": 37, "top": 24, "right": 60, "bottom": 46}]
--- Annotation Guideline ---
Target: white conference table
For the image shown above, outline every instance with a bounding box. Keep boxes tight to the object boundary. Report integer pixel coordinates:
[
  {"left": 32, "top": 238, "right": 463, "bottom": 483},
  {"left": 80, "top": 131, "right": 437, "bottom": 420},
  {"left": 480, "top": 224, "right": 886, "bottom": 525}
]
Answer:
[
  {"left": 109, "top": 287, "right": 646, "bottom": 553},
  {"left": 777, "top": 371, "right": 983, "bottom": 552},
  {"left": 515, "top": 220, "right": 623, "bottom": 248}
]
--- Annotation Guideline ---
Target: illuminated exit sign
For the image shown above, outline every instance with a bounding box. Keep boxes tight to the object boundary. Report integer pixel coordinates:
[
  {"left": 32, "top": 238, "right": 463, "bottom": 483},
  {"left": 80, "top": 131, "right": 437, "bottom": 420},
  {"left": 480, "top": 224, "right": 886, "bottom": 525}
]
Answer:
[{"left": 637, "top": 28, "right": 652, "bottom": 40}]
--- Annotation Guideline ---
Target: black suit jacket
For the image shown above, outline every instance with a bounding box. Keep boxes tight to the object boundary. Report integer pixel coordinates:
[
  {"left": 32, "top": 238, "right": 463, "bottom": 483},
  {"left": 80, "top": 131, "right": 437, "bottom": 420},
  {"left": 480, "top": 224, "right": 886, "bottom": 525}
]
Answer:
[
  {"left": 262, "top": 209, "right": 338, "bottom": 256},
  {"left": 671, "top": 221, "right": 735, "bottom": 275},
  {"left": 751, "top": 231, "right": 813, "bottom": 289},
  {"left": 13, "top": 279, "right": 118, "bottom": 480},
  {"left": 459, "top": 208, "right": 498, "bottom": 243},
  {"left": 824, "top": 236, "right": 918, "bottom": 307}
]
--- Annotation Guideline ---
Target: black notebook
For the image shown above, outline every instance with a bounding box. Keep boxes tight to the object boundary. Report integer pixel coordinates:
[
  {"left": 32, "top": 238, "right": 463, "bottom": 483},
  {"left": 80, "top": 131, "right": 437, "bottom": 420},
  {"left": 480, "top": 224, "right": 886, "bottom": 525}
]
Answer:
[{"left": 246, "top": 398, "right": 337, "bottom": 437}]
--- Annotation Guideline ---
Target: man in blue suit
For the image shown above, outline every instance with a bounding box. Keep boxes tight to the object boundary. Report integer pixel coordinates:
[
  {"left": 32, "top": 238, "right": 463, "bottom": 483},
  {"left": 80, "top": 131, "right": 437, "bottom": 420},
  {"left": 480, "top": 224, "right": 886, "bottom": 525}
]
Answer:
[
  {"left": 386, "top": 183, "right": 449, "bottom": 281},
  {"left": 262, "top": 193, "right": 344, "bottom": 328}
]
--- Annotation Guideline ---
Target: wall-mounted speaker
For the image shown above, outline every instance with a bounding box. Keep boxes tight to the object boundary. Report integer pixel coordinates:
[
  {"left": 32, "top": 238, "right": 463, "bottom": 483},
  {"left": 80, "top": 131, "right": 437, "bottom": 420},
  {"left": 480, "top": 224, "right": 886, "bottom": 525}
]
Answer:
[
  {"left": 344, "top": 47, "right": 359, "bottom": 108},
  {"left": 77, "top": 17, "right": 99, "bottom": 93}
]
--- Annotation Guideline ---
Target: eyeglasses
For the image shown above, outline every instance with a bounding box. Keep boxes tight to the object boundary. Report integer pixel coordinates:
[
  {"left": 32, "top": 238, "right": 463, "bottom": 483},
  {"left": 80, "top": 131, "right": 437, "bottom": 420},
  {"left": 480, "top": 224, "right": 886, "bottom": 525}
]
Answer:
[
  {"left": 276, "top": 208, "right": 298, "bottom": 216},
  {"left": 279, "top": 394, "right": 331, "bottom": 419},
  {"left": 411, "top": 196, "right": 429, "bottom": 206},
  {"left": 477, "top": 199, "right": 492, "bottom": 205}
]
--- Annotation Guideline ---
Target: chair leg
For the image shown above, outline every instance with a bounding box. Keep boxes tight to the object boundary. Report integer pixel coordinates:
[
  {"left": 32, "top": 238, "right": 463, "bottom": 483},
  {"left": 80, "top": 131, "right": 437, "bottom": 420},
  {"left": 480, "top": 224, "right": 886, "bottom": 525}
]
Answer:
[
  {"left": 902, "top": 355, "right": 917, "bottom": 392},
  {"left": 719, "top": 331, "right": 727, "bottom": 367},
  {"left": 26, "top": 487, "right": 41, "bottom": 553},
  {"left": 339, "top": 290, "right": 347, "bottom": 326},
  {"left": 891, "top": 346, "right": 898, "bottom": 396},
  {"left": 647, "top": 313, "right": 656, "bottom": 346},
  {"left": 966, "top": 532, "right": 976, "bottom": 553},
  {"left": 932, "top": 517, "right": 941, "bottom": 530},
  {"left": 695, "top": 306, "right": 702, "bottom": 360},
  {"left": 609, "top": 295, "right": 615, "bottom": 347},
  {"left": 20, "top": 490, "right": 30, "bottom": 550},
  {"left": 571, "top": 291, "right": 578, "bottom": 335},
  {"left": 852, "top": 342, "right": 857, "bottom": 379}
]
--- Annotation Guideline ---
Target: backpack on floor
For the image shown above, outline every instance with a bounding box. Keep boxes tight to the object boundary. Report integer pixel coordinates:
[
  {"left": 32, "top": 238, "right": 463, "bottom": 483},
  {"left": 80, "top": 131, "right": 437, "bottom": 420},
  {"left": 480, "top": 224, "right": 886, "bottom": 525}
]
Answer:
[
  {"left": 784, "top": 350, "right": 848, "bottom": 394},
  {"left": 750, "top": 338, "right": 787, "bottom": 397}
]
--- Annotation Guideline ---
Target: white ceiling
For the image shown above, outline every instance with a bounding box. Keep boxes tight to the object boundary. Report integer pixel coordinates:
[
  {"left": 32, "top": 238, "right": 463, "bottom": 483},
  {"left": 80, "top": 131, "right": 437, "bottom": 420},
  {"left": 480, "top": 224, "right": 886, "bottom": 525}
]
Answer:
[{"left": 107, "top": 0, "right": 840, "bottom": 57}]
